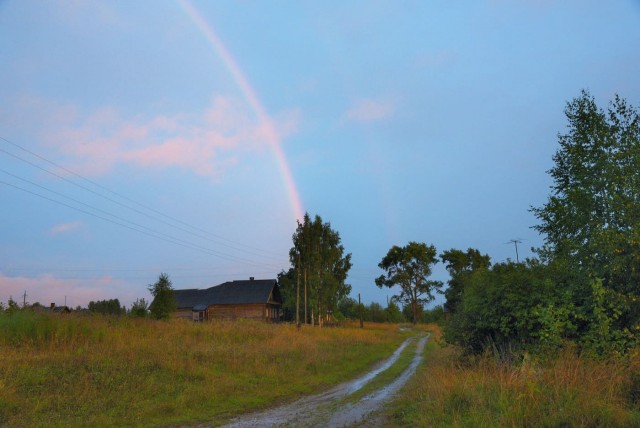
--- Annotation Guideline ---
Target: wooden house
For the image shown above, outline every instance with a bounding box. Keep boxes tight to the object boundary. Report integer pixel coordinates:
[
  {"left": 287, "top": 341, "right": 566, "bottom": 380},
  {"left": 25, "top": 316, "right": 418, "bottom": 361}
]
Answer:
[
  {"left": 47, "top": 303, "right": 71, "bottom": 314},
  {"left": 172, "top": 278, "right": 282, "bottom": 322}
]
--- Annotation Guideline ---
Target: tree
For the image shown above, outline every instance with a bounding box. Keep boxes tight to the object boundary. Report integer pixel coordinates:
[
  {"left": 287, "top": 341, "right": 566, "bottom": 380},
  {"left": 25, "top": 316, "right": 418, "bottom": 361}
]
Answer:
[
  {"left": 440, "top": 248, "right": 491, "bottom": 315},
  {"left": 88, "top": 299, "right": 126, "bottom": 315},
  {"left": 129, "top": 298, "right": 149, "bottom": 318},
  {"left": 337, "top": 297, "right": 358, "bottom": 319},
  {"left": 422, "top": 305, "right": 445, "bottom": 324},
  {"left": 276, "top": 268, "right": 296, "bottom": 321},
  {"left": 148, "top": 273, "right": 176, "bottom": 320},
  {"left": 531, "top": 90, "right": 640, "bottom": 338},
  {"left": 6, "top": 297, "right": 19, "bottom": 314},
  {"left": 288, "top": 213, "right": 352, "bottom": 326},
  {"left": 376, "top": 242, "right": 443, "bottom": 324},
  {"left": 385, "top": 301, "right": 405, "bottom": 323}
]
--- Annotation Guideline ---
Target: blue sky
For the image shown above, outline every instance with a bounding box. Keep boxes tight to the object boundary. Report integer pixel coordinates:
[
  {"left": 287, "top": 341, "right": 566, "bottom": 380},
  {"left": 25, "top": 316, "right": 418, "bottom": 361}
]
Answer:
[{"left": 1, "top": 0, "right": 639, "bottom": 309}]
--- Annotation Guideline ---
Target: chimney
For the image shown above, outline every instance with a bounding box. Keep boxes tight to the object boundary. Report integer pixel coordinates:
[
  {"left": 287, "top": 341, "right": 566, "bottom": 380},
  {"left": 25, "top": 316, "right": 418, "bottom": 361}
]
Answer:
[
  {"left": 250, "top": 277, "right": 255, "bottom": 281},
  {"left": 50, "top": 303, "right": 55, "bottom": 309}
]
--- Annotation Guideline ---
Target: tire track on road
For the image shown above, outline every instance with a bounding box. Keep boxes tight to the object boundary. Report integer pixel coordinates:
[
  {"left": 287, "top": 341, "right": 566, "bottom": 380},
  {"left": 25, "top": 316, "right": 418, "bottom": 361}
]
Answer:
[{"left": 221, "top": 332, "right": 430, "bottom": 428}]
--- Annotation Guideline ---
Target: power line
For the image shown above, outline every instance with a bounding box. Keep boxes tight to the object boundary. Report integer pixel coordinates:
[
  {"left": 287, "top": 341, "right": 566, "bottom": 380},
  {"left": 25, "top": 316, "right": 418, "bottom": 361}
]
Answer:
[
  {"left": 0, "top": 168, "right": 286, "bottom": 266},
  {"left": 0, "top": 178, "right": 283, "bottom": 268},
  {"left": 0, "top": 136, "right": 285, "bottom": 260}
]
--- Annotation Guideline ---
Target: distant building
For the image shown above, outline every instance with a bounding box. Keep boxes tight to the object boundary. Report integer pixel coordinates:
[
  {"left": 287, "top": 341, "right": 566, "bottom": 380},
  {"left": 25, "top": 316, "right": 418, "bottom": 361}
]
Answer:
[
  {"left": 47, "top": 303, "right": 71, "bottom": 314},
  {"left": 172, "top": 278, "right": 282, "bottom": 322}
]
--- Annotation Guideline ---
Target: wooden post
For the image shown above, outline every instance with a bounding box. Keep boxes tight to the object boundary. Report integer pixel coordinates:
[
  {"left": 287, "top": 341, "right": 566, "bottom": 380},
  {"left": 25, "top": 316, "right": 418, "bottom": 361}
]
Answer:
[
  {"left": 296, "top": 252, "right": 300, "bottom": 328},
  {"left": 359, "top": 293, "right": 363, "bottom": 328}
]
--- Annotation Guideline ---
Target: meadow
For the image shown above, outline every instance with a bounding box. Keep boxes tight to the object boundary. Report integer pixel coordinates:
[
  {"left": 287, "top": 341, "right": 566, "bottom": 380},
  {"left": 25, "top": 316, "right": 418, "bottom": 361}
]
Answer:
[
  {"left": 385, "top": 326, "right": 640, "bottom": 427},
  {"left": 0, "top": 311, "right": 406, "bottom": 427}
]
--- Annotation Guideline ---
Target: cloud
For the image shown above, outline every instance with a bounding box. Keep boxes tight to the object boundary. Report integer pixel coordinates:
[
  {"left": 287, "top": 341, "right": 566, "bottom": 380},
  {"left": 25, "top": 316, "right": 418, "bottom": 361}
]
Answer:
[
  {"left": 49, "top": 221, "right": 83, "bottom": 236},
  {"left": 22, "top": 96, "right": 300, "bottom": 179},
  {"left": 343, "top": 98, "right": 395, "bottom": 123}
]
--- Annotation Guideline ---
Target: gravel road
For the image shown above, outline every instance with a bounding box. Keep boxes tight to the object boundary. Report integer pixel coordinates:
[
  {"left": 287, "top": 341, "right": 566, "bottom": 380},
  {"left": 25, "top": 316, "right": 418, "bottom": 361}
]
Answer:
[{"left": 220, "top": 331, "right": 430, "bottom": 428}]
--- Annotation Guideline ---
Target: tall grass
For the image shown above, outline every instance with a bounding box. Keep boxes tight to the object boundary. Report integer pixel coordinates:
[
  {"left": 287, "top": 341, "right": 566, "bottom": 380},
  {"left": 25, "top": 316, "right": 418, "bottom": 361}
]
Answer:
[
  {"left": 0, "top": 311, "right": 405, "bottom": 427},
  {"left": 386, "top": 326, "right": 640, "bottom": 427}
]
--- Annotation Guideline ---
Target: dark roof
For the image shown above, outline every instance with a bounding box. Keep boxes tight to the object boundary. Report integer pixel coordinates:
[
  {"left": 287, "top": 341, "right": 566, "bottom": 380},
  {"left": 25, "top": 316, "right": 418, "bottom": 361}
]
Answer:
[
  {"left": 173, "top": 279, "right": 281, "bottom": 309},
  {"left": 172, "top": 288, "right": 204, "bottom": 309}
]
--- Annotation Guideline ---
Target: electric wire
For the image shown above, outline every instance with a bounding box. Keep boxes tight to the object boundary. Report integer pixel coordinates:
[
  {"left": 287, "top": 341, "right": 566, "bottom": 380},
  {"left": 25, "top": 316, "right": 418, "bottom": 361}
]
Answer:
[
  {"left": 0, "top": 178, "right": 284, "bottom": 269},
  {"left": 0, "top": 136, "right": 285, "bottom": 260},
  {"left": 0, "top": 168, "right": 287, "bottom": 267}
]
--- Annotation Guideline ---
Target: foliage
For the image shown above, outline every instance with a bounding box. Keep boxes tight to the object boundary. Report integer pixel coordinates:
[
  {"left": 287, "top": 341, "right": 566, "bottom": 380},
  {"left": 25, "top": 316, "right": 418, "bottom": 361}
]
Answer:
[
  {"left": 531, "top": 90, "right": 640, "bottom": 345},
  {"left": 402, "top": 302, "right": 423, "bottom": 322},
  {"left": 129, "top": 298, "right": 149, "bottom": 318},
  {"left": 335, "top": 298, "right": 406, "bottom": 323},
  {"left": 440, "top": 248, "right": 491, "bottom": 315},
  {"left": 386, "top": 301, "right": 405, "bottom": 323},
  {"left": 148, "top": 273, "right": 176, "bottom": 320},
  {"left": 367, "top": 302, "right": 387, "bottom": 323},
  {"left": 443, "top": 260, "right": 579, "bottom": 356},
  {"left": 376, "top": 242, "right": 443, "bottom": 324},
  {"left": 337, "top": 297, "right": 358, "bottom": 319},
  {"left": 88, "top": 298, "right": 126, "bottom": 315},
  {"left": 387, "top": 327, "right": 640, "bottom": 427},
  {"left": 286, "top": 213, "right": 352, "bottom": 326},
  {"left": 276, "top": 268, "right": 297, "bottom": 321},
  {"left": 6, "top": 297, "right": 19, "bottom": 314},
  {"left": 422, "top": 305, "right": 446, "bottom": 324}
]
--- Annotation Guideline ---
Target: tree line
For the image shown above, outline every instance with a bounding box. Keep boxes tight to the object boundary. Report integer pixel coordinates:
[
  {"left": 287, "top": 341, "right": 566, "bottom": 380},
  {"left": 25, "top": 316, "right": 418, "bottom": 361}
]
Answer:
[
  {"left": 442, "top": 91, "right": 640, "bottom": 357},
  {"left": 280, "top": 91, "right": 640, "bottom": 358}
]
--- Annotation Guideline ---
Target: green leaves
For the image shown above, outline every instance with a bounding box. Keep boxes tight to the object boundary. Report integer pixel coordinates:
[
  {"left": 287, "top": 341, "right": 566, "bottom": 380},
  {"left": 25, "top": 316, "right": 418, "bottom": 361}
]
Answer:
[
  {"left": 532, "top": 91, "right": 640, "bottom": 290},
  {"left": 148, "top": 273, "right": 176, "bottom": 320},
  {"left": 531, "top": 90, "right": 640, "bottom": 350},
  {"left": 376, "top": 242, "right": 442, "bottom": 324},
  {"left": 286, "top": 213, "right": 352, "bottom": 324}
]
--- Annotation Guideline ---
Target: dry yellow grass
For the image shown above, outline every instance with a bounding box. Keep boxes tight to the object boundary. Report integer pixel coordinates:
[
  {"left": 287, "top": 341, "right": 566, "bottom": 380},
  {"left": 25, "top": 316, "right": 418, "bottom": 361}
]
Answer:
[
  {"left": 385, "top": 325, "right": 640, "bottom": 427},
  {"left": 0, "top": 312, "right": 407, "bottom": 427}
]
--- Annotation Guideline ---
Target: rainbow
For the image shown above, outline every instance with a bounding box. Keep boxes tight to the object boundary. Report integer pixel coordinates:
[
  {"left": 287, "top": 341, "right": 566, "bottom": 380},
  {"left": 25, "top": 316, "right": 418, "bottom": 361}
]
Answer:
[{"left": 178, "top": 0, "right": 304, "bottom": 221}]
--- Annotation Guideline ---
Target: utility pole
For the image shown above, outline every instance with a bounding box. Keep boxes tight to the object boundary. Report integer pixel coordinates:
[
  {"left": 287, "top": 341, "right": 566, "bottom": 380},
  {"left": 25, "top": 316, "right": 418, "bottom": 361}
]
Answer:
[
  {"left": 23, "top": 290, "right": 27, "bottom": 308},
  {"left": 358, "top": 293, "right": 363, "bottom": 328},
  {"left": 508, "top": 239, "right": 522, "bottom": 263},
  {"left": 296, "top": 252, "right": 300, "bottom": 328}
]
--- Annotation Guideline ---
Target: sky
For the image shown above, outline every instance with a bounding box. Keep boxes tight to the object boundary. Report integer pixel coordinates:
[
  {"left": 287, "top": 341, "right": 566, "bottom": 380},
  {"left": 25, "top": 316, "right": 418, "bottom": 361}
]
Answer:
[{"left": 1, "top": 0, "right": 640, "bottom": 310}]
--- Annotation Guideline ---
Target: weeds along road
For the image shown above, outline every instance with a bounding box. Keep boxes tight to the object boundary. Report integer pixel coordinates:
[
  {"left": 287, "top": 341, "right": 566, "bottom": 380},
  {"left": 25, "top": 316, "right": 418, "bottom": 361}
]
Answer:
[{"left": 219, "top": 331, "right": 430, "bottom": 428}]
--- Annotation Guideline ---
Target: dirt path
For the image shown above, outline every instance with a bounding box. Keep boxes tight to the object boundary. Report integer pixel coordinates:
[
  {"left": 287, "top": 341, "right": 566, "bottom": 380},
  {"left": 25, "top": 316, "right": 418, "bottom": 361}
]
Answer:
[{"left": 221, "top": 332, "right": 430, "bottom": 428}]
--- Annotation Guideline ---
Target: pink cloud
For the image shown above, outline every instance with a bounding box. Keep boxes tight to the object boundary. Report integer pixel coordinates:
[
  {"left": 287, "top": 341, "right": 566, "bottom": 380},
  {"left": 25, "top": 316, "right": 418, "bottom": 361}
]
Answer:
[
  {"left": 49, "top": 221, "right": 83, "bottom": 236},
  {"left": 25, "top": 96, "right": 300, "bottom": 178},
  {"left": 344, "top": 98, "right": 395, "bottom": 123}
]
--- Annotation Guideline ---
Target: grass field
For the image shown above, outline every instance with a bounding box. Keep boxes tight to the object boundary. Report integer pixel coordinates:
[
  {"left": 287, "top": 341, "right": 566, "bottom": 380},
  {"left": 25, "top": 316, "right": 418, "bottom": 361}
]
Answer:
[
  {"left": 0, "top": 311, "right": 407, "bottom": 427},
  {"left": 385, "top": 326, "right": 640, "bottom": 427}
]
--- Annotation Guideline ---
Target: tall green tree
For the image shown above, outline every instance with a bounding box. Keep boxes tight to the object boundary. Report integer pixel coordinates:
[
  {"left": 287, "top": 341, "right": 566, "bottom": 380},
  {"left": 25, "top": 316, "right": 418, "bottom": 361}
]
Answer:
[
  {"left": 287, "top": 213, "right": 352, "bottom": 326},
  {"left": 376, "top": 242, "right": 443, "bottom": 324},
  {"left": 531, "top": 90, "right": 640, "bottom": 337},
  {"left": 148, "top": 273, "right": 175, "bottom": 320},
  {"left": 440, "top": 248, "right": 491, "bottom": 315}
]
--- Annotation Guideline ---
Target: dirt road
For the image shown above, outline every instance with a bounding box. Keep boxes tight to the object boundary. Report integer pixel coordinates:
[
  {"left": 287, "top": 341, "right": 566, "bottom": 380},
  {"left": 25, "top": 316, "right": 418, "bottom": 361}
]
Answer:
[{"left": 221, "top": 332, "right": 430, "bottom": 428}]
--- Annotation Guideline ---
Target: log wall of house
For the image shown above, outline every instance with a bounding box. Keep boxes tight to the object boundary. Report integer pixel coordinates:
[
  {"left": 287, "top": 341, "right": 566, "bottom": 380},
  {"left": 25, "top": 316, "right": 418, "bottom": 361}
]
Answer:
[
  {"left": 208, "top": 304, "right": 265, "bottom": 320},
  {"left": 174, "top": 308, "right": 193, "bottom": 320},
  {"left": 206, "top": 304, "right": 278, "bottom": 321}
]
